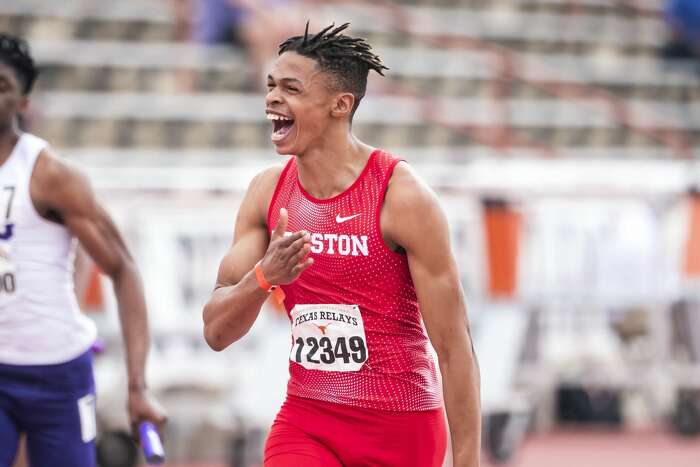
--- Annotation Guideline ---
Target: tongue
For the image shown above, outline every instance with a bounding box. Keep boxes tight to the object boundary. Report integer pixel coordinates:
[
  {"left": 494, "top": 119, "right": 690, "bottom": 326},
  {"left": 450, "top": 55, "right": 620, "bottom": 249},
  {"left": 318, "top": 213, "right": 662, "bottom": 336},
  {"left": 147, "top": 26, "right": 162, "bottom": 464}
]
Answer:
[{"left": 272, "top": 122, "right": 293, "bottom": 141}]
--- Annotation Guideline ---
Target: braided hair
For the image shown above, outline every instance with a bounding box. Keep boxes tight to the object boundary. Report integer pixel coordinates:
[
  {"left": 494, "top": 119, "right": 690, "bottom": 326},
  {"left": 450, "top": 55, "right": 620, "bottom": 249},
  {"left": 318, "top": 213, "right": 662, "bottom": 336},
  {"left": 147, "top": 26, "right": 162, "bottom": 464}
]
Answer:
[
  {"left": 0, "top": 33, "right": 38, "bottom": 95},
  {"left": 279, "top": 22, "right": 388, "bottom": 115}
]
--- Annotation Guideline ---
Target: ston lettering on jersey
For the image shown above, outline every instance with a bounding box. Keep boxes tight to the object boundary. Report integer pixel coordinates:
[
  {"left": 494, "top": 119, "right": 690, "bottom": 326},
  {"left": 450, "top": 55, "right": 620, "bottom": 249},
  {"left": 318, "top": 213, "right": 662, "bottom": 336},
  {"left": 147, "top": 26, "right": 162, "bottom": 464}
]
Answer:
[{"left": 268, "top": 149, "right": 442, "bottom": 412}]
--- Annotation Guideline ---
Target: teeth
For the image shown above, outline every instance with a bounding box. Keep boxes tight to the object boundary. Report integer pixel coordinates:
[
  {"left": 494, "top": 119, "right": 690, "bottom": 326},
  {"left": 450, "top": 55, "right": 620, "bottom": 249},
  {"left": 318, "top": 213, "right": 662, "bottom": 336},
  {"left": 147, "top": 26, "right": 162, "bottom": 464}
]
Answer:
[{"left": 266, "top": 114, "right": 293, "bottom": 121}]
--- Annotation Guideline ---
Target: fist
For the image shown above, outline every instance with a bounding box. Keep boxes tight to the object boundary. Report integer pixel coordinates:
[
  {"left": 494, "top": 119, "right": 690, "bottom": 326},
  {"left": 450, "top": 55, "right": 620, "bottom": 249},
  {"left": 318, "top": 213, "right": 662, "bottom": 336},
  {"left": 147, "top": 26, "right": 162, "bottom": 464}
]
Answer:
[{"left": 127, "top": 389, "right": 167, "bottom": 441}]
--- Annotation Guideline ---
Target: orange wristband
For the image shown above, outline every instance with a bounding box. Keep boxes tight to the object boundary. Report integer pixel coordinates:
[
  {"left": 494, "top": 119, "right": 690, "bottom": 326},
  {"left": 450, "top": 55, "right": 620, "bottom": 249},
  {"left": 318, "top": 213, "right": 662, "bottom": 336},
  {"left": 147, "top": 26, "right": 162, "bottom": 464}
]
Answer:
[{"left": 254, "top": 260, "right": 285, "bottom": 304}]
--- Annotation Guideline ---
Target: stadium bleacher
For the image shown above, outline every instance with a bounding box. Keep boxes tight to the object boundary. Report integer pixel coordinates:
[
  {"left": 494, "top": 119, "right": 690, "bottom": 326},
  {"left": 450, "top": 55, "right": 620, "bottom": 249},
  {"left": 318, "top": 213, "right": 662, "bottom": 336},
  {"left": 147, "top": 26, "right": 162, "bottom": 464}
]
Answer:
[
  {"left": 6, "top": 3, "right": 700, "bottom": 466},
  {"left": 0, "top": 0, "right": 697, "bottom": 157}
]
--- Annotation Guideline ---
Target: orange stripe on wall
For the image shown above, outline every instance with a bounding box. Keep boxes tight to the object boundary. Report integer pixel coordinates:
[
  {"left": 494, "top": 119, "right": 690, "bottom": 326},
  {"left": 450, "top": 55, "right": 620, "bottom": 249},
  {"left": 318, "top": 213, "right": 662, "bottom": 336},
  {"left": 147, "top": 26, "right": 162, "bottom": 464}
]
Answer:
[
  {"left": 684, "top": 194, "right": 700, "bottom": 278},
  {"left": 82, "top": 266, "right": 104, "bottom": 311},
  {"left": 483, "top": 199, "right": 521, "bottom": 299}
]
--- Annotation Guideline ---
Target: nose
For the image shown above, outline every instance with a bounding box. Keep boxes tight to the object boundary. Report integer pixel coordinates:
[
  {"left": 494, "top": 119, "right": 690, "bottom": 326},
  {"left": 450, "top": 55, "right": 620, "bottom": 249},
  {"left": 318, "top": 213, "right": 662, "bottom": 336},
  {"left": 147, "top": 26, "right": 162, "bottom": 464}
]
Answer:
[{"left": 266, "top": 87, "right": 282, "bottom": 107}]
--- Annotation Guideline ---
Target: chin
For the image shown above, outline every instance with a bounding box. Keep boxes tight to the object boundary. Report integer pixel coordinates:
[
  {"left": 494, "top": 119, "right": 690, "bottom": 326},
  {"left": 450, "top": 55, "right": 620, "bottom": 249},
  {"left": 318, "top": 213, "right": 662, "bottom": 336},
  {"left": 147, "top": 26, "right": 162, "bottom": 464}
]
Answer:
[
  {"left": 273, "top": 143, "right": 294, "bottom": 156},
  {"left": 274, "top": 139, "right": 304, "bottom": 156}
]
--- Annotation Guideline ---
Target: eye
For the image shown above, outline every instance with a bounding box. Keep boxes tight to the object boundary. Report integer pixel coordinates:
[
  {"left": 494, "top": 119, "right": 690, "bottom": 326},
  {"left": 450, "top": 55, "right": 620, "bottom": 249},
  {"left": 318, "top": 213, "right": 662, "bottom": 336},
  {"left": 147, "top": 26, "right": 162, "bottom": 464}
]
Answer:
[{"left": 287, "top": 86, "right": 299, "bottom": 93}]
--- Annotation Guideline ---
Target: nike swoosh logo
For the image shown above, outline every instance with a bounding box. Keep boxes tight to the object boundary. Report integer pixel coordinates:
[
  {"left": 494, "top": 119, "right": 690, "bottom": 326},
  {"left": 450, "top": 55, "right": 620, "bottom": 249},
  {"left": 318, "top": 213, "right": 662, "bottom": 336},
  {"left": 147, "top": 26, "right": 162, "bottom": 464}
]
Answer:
[{"left": 336, "top": 213, "right": 361, "bottom": 223}]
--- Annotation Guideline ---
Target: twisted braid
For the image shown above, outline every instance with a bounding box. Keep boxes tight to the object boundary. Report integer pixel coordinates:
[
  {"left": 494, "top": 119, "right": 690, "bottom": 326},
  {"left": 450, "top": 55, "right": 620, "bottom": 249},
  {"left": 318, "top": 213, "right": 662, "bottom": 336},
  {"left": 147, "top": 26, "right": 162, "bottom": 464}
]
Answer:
[
  {"left": 280, "top": 22, "right": 387, "bottom": 77},
  {"left": 279, "top": 22, "right": 388, "bottom": 115}
]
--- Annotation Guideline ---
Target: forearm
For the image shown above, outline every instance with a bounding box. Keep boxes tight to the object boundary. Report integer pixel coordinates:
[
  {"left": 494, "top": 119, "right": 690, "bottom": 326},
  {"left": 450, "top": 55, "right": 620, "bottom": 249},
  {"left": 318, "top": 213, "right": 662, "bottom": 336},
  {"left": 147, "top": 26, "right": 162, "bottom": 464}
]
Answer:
[
  {"left": 112, "top": 262, "right": 150, "bottom": 390},
  {"left": 203, "top": 269, "right": 269, "bottom": 351},
  {"left": 440, "top": 346, "right": 481, "bottom": 467}
]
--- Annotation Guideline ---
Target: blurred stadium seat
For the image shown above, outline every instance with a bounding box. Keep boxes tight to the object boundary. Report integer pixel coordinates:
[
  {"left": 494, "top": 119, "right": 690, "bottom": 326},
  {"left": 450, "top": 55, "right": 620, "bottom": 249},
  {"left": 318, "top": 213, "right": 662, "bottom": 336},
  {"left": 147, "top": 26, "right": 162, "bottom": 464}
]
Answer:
[
  {"left": 4, "top": 1, "right": 700, "bottom": 466},
  {"left": 0, "top": 0, "right": 696, "bottom": 155}
]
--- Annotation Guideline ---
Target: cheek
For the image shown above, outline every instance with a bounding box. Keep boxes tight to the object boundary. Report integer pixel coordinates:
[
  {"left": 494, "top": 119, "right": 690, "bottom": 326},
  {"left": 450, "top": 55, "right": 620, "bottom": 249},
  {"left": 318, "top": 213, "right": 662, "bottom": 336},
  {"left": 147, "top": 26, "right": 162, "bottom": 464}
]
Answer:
[
  {"left": 0, "top": 95, "right": 20, "bottom": 109},
  {"left": 298, "top": 106, "right": 328, "bottom": 132},
  {"left": 296, "top": 117, "right": 322, "bottom": 144},
  {"left": 289, "top": 98, "right": 330, "bottom": 144},
  {"left": 0, "top": 99, "right": 13, "bottom": 116}
]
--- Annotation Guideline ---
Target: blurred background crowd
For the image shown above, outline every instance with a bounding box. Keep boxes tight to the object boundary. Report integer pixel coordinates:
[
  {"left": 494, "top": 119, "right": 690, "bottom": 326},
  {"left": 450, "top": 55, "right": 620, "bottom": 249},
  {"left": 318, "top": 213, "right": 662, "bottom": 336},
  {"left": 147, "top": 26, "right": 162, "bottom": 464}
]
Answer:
[{"left": 2, "top": 0, "right": 700, "bottom": 466}]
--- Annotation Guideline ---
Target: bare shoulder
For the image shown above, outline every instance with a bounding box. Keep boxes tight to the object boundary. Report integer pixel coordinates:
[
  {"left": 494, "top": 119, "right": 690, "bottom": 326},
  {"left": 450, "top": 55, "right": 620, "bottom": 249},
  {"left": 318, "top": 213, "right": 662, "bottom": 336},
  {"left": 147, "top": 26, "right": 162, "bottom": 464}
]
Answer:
[
  {"left": 385, "top": 161, "right": 441, "bottom": 216},
  {"left": 249, "top": 162, "right": 287, "bottom": 204},
  {"left": 32, "top": 148, "right": 85, "bottom": 187},
  {"left": 30, "top": 148, "right": 93, "bottom": 216},
  {"left": 383, "top": 161, "right": 448, "bottom": 251},
  {"left": 237, "top": 161, "right": 289, "bottom": 230}
]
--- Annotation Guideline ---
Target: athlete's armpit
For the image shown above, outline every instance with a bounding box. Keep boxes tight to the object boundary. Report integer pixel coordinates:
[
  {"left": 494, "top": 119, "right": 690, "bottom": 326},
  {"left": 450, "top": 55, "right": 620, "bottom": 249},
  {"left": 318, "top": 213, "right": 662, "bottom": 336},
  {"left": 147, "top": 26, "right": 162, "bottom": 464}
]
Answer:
[
  {"left": 382, "top": 162, "right": 481, "bottom": 467},
  {"left": 214, "top": 165, "right": 285, "bottom": 288},
  {"left": 30, "top": 150, "right": 130, "bottom": 276},
  {"left": 381, "top": 162, "right": 451, "bottom": 271},
  {"left": 381, "top": 162, "right": 467, "bottom": 354},
  {"left": 203, "top": 164, "right": 295, "bottom": 351},
  {"left": 29, "top": 149, "right": 167, "bottom": 433}
]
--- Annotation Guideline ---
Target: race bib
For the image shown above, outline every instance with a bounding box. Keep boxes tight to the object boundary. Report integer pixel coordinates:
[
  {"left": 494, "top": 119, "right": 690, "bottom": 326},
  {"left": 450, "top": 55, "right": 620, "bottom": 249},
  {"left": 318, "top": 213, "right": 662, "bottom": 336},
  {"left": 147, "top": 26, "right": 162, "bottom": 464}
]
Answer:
[{"left": 289, "top": 304, "right": 368, "bottom": 372}]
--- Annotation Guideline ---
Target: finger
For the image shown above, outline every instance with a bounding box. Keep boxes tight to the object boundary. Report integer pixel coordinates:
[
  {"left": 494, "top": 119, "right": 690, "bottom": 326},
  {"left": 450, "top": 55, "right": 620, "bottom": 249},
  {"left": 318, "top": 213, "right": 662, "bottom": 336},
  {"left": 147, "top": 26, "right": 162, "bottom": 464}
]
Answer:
[
  {"left": 157, "top": 421, "right": 166, "bottom": 433},
  {"left": 286, "top": 232, "right": 310, "bottom": 255},
  {"left": 291, "top": 257, "right": 314, "bottom": 277},
  {"left": 144, "top": 417, "right": 167, "bottom": 435},
  {"left": 275, "top": 229, "right": 306, "bottom": 248},
  {"left": 288, "top": 242, "right": 311, "bottom": 266},
  {"left": 272, "top": 208, "right": 288, "bottom": 239},
  {"left": 156, "top": 413, "right": 168, "bottom": 426}
]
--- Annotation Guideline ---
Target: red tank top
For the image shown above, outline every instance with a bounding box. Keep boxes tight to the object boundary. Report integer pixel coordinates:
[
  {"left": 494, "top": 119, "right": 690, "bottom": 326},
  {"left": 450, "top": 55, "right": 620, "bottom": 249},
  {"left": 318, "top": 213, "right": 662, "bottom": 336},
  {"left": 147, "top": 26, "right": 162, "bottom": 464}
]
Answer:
[{"left": 267, "top": 149, "right": 442, "bottom": 412}]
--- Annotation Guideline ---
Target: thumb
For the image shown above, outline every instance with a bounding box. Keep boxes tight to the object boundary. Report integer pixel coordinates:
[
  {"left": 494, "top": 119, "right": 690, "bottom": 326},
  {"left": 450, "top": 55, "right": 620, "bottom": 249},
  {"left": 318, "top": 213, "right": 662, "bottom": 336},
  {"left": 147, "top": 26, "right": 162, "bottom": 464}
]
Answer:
[{"left": 272, "top": 208, "right": 288, "bottom": 239}]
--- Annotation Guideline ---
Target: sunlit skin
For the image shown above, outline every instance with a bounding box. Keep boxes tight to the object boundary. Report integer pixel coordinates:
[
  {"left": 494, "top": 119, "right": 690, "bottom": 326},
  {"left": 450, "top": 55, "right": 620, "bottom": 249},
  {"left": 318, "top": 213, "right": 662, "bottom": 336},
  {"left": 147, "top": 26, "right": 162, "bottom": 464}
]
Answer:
[{"left": 206, "top": 47, "right": 480, "bottom": 467}]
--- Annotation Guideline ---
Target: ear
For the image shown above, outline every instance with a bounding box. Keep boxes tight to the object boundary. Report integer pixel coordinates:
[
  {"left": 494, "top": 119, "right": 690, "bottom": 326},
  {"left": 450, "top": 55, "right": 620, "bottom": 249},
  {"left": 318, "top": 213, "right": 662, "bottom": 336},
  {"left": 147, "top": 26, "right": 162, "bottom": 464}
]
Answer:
[
  {"left": 17, "top": 95, "right": 30, "bottom": 114},
  {"left": 330, "top": 92, "right": 355, "bottom": 119}
]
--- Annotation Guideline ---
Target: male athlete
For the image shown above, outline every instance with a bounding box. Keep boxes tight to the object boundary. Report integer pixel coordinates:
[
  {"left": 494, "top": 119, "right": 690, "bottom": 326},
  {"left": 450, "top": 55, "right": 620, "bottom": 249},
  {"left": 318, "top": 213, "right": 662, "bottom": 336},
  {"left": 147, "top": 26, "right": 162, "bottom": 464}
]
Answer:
[
  {"left": 0, "top": 34, "right": 166, "bottom": 466},
  {"left": 203, "top": 23, "right": 480, "bottom": 466}
]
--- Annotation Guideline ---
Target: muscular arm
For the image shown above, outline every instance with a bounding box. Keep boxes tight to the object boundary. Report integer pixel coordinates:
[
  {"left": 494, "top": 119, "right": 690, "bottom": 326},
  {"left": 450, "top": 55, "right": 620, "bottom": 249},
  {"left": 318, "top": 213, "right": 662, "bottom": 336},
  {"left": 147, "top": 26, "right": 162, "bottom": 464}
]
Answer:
[
  {"left": 203, "top": 166, "right": 312, "bottom": 351},
  {"left": 383, "top": 163, "right": 481, "bottom": 467},
  {"left": 31, "top": 150, "right": 166, "bottom": 433},
  {"left": 203, "top": 169, "right": 274, "bottom": 350}
]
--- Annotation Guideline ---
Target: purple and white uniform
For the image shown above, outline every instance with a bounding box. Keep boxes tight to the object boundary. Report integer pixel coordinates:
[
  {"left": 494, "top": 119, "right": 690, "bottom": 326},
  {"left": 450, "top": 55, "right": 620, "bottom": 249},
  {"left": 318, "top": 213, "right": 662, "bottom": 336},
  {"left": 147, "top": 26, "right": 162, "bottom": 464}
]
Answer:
[{"left": 0, "top": 133, "right": 97, "bottom": 467}]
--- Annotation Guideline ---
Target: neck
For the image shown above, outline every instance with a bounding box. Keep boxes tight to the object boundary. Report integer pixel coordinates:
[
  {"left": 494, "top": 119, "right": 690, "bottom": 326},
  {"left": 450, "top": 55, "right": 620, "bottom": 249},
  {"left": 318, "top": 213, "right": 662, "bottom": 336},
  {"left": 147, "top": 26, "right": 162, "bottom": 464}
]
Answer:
[
  {"left": 0, "top": 120, "right": 20, "bottom": 166},
  {"left": 296, "top": 127, "right": 374, "bottom": 200}
]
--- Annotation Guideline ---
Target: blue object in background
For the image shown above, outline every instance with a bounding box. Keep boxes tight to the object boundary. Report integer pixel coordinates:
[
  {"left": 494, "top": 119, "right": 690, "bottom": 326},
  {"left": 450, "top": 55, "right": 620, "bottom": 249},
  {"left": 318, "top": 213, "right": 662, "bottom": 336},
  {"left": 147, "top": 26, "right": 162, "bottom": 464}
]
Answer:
[{"left": 666, "top": 0, "right": 700, "bottom": 45}]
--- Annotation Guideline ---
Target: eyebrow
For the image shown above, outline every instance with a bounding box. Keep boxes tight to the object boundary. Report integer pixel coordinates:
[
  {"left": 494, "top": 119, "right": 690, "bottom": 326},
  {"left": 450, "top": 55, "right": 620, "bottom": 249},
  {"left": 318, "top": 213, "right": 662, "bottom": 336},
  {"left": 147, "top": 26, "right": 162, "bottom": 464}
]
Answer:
[{"left": 267, "top": 75, "right": 303, "bottom": 86}]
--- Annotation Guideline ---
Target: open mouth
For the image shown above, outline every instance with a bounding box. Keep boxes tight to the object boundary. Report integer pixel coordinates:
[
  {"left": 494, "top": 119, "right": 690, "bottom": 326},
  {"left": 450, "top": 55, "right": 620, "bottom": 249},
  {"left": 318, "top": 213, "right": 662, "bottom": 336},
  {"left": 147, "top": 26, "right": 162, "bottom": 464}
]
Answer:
[{"left": 267, "top": 113, "right": 295, "bottom": 143}]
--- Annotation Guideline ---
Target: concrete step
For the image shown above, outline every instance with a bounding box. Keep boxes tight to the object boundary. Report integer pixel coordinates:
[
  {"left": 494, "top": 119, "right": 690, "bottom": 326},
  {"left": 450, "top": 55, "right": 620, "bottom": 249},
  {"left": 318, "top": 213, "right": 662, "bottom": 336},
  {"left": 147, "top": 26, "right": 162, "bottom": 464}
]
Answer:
[
  {"left": 28, "top": 39, "right": 699, "bottom": 92},
  {"left": 0, "top": 2, "right": 668, "bottom": 49},
  {"left": 30, "top": 116, "right": 697, "bottom": 150},
  {"left": 30, "top": 91, "right": 700, "bottom": 130}
]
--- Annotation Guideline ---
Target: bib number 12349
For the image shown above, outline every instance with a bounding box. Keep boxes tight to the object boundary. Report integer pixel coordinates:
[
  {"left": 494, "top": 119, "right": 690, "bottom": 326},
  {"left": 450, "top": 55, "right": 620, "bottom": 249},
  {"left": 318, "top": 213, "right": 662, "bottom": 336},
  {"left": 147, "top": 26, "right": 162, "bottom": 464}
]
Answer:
[{"left": 289, "top": 304, "right": 368, "bottom": 372}]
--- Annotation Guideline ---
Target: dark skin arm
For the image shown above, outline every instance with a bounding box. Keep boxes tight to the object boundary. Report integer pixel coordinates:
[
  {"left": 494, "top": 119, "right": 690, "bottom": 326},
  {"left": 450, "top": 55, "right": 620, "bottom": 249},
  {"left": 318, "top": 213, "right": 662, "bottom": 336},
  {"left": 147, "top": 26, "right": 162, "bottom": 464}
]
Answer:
[
  {"left": 382, "top": 162, "right": 481, "bottom": 467},
  {"left": 30, "top": 150, "right": 167, "bottom": 437},
  {"left": 203, "top": 166, "right": 313, "bottom": 351}
]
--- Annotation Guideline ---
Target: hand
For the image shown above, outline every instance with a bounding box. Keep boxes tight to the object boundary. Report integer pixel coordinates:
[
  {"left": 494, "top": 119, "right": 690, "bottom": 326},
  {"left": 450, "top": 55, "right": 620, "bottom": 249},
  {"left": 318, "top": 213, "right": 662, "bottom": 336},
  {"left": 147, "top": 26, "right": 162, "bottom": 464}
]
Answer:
[
  {"left": 261, "top": 208, "right": 313, "bottom": 285},
  {"left": 127, "top": 388, "right": 168, "bottom": 441}
]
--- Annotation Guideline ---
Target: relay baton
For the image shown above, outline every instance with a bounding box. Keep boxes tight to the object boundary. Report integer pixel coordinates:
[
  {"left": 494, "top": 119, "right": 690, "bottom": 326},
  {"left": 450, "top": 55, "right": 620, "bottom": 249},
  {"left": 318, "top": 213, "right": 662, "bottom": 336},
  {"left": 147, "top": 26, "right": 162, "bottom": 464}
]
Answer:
[{"left": 139, "top": 421, "right": 165, "bottom": 465}]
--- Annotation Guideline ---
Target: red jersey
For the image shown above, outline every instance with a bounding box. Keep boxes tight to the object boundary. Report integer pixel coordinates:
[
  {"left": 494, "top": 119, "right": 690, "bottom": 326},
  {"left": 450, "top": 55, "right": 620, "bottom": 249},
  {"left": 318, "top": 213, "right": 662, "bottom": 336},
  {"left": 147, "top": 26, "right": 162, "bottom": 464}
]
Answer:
[{"left": 267, "top": 149, "right": 442, "bottom": 412}]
